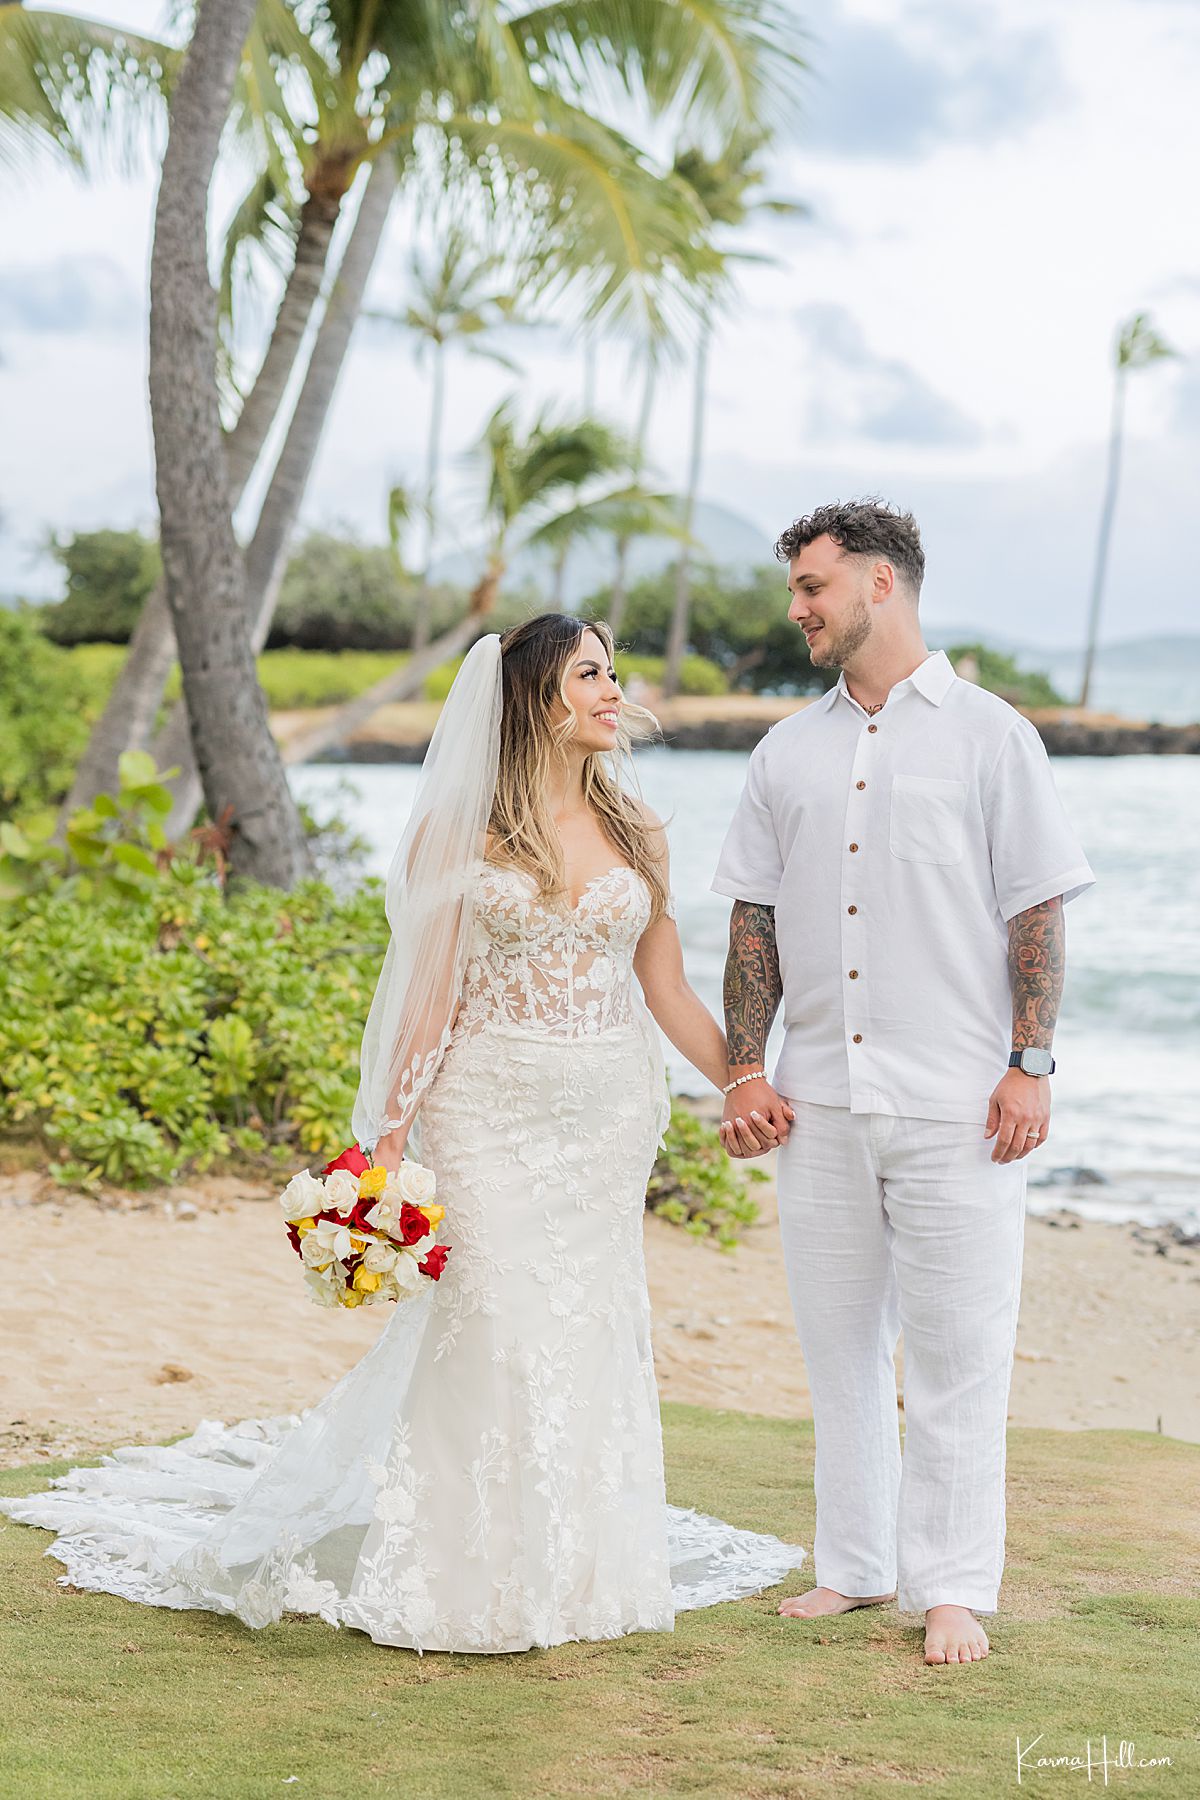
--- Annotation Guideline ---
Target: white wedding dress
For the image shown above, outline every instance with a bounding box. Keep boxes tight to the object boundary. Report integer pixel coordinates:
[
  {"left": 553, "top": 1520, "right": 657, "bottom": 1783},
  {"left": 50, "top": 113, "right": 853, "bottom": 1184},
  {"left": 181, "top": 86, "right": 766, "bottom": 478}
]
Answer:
[{"left": 1, "top": 861, "right": 804, "bottom": 1652}]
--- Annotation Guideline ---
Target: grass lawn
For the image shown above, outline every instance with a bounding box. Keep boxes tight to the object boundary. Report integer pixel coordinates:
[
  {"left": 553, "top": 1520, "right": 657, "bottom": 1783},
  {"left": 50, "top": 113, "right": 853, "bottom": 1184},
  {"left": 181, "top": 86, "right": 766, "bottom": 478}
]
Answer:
[{"left": 1, "top": 1405, "right": 1195, "bottom": 1799}]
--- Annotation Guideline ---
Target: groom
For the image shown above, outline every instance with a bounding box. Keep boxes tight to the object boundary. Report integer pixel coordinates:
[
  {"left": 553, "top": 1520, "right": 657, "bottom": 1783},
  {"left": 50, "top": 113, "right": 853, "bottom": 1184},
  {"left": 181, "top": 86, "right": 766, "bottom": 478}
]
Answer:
[{"left": 712, "top": 500, "right": 1095, "bottom": 1665}]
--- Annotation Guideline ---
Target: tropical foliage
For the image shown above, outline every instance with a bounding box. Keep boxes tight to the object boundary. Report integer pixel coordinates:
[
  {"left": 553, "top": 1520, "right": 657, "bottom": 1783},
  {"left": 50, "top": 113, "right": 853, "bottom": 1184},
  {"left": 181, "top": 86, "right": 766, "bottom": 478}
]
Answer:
[{"left": 37, "top": 530, "right": 162, "bottom": 645}]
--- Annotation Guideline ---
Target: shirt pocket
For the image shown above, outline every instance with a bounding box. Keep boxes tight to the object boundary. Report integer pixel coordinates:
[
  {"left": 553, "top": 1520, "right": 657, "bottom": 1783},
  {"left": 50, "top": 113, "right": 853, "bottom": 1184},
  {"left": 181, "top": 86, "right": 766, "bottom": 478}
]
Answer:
[{"left": 889, "top": 774, "right": 967, "bottom": 865}]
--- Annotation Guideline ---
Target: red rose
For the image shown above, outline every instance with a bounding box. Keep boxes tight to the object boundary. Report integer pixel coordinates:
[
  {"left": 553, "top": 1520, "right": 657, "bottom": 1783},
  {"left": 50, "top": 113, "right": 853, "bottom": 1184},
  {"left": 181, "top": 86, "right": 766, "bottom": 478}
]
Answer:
[
  {"left": 398, "top": 1202, "right": 431, "bottom": 1247},
  {"left": 285, "top": 1222, "right": 302, "bottom": 1256},
  {"left": 320, "top": 1143, "right": 371, "bottom": 1178},
  {"left": 419, "top": 1244, "right": 450, "bottom": 1281},
  {"left": 348, "top": 1196, "right": 379, "bottom": 1234}
]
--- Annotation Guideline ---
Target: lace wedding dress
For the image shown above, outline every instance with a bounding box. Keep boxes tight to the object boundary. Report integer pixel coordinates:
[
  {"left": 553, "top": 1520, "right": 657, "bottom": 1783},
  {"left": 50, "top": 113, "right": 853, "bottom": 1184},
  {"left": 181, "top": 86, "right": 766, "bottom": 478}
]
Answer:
[{"left": 1, "top": 861, "right": 805, "bottom": 1652}]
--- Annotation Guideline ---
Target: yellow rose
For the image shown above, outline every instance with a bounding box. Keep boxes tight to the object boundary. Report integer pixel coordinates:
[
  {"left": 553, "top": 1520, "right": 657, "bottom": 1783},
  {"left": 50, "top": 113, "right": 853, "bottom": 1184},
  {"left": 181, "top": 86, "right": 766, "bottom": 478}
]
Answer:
[
  {"left": 340, "top": 1287, "right": 364, "bottom": 1307},
  {"left": 357, "top": 1165, "right": 388, "bottom": 1199},
  {"left": 352, "top": 1264, "right": 383, "bottom": 1293},
  {"left": 295, "top": 1217, "right": 317, "bottom": 1235},
  {"left": 420, "top": 1204, "right": 445, "bottom": 1230}
]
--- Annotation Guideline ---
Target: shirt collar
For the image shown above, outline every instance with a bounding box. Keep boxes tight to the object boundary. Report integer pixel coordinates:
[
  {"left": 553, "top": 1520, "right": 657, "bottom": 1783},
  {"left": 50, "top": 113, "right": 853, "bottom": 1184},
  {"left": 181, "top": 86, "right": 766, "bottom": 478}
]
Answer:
[{"left": 833, "top": 649, "right": 956, "bottom": 711}]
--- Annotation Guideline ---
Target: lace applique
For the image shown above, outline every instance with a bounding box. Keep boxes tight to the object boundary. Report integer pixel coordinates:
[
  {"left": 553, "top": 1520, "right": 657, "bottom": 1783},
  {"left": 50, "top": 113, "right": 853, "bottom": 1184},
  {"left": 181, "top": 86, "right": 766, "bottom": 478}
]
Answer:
[{"left": 456, "top": 862, "right": 654, "bottom": 1042}]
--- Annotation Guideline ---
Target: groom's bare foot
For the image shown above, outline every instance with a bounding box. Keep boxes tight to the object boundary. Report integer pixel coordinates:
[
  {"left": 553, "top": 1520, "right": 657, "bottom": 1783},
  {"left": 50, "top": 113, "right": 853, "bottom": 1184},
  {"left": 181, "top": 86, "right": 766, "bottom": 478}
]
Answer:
[
  {"left": 924, "top": 1604, "right": 989, "bottom": 1664},
  {"left": 778, "top": 1586, "right": 895, "bottom": 1618}
]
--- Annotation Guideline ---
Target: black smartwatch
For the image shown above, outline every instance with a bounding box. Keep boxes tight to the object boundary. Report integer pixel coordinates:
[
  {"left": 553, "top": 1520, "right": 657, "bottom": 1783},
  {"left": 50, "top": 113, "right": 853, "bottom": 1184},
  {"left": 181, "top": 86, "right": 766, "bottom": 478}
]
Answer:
[{"left": 1009, "top": 1048, "right": 1055, "bottom": 1076}]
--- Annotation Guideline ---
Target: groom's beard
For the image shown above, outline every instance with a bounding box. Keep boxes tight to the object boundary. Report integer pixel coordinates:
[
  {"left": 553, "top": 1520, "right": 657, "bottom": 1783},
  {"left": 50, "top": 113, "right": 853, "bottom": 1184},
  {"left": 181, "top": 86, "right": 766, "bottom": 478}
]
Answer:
[{"left": 808, "top": 594, "right": 873, "bottom": 669}]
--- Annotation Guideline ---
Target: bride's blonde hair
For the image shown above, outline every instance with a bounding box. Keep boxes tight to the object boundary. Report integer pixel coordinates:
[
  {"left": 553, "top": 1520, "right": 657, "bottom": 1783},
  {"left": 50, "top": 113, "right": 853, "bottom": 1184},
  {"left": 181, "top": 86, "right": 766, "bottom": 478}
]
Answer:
[{"left": 488, "top": 613, "right": 670, "bottom": 923}]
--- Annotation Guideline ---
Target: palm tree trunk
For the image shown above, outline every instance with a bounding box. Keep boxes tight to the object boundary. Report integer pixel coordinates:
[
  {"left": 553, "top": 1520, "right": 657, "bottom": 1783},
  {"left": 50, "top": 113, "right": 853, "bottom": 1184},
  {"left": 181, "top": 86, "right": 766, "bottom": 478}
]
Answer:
[
  {"left": 148, "top": 0, "right": 310, "bottom": 888},
  {"left": 1079, "top": 367, "right": 1126, "bottom": 710},
  {"left": 412, "top": 337, "right": 446, "bottom": 655},
  {"left": 60, "top": 184, "right": 349, "bottom": 826},
  {"left": 223, "top": 185, "right": 348, "bottom": 496},
  {"left": 662, "top": 314, "right": 710, "bottom": 699},
  {"left": 609, "top": 355, "right": 656, "bottom": 641},
  {"left": 157, "top": 152, "right": 399, "bottom": 838}
]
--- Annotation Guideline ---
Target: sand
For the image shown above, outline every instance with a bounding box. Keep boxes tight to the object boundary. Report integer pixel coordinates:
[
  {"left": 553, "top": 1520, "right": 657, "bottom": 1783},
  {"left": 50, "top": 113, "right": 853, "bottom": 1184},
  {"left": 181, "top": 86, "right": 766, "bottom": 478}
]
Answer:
[{"left": 2, "top": 1161, "right": 1197, "bottom": 1470}]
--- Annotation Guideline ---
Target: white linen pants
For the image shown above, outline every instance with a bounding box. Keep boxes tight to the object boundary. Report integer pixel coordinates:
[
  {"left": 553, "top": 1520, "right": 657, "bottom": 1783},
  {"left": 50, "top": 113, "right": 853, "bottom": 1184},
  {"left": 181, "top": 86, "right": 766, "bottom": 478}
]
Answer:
[{"left": 775, "top": 1101, "right": 1027, "bottom": 1615}]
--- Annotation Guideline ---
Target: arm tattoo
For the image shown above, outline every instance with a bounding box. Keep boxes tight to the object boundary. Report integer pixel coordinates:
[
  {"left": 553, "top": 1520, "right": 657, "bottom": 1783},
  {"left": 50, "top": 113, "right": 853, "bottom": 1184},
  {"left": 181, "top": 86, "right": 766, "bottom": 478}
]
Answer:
[
  {"left": 724, "top": 901, "right": 783, "bottom": 1068},
  {"left": 1008, "top": 895, "right": 1065, "bottom": 1050}
]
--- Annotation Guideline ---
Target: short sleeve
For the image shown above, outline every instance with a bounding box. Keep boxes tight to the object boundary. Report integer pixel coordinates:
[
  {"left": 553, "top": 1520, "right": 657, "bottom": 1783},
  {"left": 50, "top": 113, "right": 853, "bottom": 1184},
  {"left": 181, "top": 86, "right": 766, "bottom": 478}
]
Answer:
[
  {"left": 984, "top": 717, "right": 1096, "bottom": 922},
  {"left": 711, "top": 739, "right": 784, "bottom": 906}
]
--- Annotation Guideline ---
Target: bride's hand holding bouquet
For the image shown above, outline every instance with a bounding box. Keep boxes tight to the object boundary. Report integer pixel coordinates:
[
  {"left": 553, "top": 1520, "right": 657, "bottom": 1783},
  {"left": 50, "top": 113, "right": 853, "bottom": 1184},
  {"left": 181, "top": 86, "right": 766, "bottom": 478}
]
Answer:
[{"left": 279, "top": 1141, "right": 450, "bottom": 1309}]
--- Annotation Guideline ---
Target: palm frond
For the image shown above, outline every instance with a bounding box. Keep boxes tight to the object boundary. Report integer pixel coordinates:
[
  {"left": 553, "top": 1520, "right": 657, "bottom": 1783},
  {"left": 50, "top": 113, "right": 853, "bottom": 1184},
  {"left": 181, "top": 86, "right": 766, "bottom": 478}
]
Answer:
[
  {"left": 506, "top": 0, "right": 805, "bottom": 146},
  {"left": 522, "top": 483, "right": 685, "bottom": 552},
  {"left": 0, "top": 8, "right": 177, "bottom": 174}
]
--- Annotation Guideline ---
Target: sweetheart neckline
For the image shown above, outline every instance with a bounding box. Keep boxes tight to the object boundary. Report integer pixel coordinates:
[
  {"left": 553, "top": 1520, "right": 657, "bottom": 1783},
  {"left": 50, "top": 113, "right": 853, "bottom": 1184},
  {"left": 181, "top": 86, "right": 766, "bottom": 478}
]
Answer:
[{"left": 479, "top": 860, "right": 643, "bottom": 913}]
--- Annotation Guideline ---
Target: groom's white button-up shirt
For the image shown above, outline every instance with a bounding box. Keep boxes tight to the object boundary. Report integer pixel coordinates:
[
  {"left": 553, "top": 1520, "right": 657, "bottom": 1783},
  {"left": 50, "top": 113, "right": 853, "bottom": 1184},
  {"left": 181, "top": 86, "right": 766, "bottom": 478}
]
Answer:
[{"left": 711, "top": 650, "right": 1096, "bottom": 1124}]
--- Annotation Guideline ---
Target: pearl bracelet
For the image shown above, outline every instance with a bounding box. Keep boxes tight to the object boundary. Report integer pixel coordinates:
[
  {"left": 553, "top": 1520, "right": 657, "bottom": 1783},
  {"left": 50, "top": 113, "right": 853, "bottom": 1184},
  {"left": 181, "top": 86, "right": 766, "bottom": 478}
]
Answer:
[{"left": 722, "top": 1069, "right": 766, "bottom": 1096}]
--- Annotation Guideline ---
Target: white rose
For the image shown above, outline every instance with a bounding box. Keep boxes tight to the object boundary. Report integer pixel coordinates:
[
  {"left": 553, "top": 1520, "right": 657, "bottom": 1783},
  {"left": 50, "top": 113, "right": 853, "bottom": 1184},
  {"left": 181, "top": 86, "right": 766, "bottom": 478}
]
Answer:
[
  {"left": 280, "top": 1168, "right": 325, "bottom": 1222},
  {"left": 367, "top": 1196, "right": 401, "bottom": 1237},
  {"left": 396, "top": 1161, "right": 438, "bottom": 1207},
  {"left": 390, "top": 1252, "right": 423, "bottom": 1296},
  {"left": 303, "top": 1269, "right": 338, "bottom": 1307},
  {"left": 362, "top": 1239, "right": 398, "bottom": 1273},
  {"left": 324, "top": 1169, "right": 360, "bottom": 1217}
]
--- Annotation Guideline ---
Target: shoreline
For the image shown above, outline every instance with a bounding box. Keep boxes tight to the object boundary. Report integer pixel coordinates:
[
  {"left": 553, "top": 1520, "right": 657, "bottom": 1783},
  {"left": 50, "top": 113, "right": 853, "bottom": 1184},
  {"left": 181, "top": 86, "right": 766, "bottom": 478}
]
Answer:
[
  {"left": 2, "top": 1162, "right": 1197, "bottom": 1471},
  {"left": 271, "top": 694, "right": 1200, "bottom": 763}
]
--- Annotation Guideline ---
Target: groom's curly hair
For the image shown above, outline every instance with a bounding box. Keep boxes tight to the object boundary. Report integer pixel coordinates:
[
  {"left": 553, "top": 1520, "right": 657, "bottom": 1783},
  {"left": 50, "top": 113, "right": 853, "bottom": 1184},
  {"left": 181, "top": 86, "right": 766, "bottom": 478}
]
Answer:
[{"left": 774, "top": 498, "right": 925, "bottom": 594}]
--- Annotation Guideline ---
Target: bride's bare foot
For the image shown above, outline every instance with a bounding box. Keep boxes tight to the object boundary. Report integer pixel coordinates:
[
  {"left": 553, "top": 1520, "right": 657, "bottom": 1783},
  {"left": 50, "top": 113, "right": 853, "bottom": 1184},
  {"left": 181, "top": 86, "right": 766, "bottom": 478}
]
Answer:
[
  {"left": 778, "top": 1585, "right": 895, "bottom": 1618},
  {"left": 924, "top": 1604, "right": 990, "bottom": 1664}
]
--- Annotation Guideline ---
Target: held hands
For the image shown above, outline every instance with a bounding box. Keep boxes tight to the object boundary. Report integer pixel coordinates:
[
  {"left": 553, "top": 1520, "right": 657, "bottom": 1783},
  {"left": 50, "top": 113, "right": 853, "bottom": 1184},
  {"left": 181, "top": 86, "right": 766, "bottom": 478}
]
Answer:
[
  {"left": 985, "top": 1068, "right": 1050, "bottom": 1164},
  {"left": 719, "top": 1078, "right": 796, "bottom": 1159}
]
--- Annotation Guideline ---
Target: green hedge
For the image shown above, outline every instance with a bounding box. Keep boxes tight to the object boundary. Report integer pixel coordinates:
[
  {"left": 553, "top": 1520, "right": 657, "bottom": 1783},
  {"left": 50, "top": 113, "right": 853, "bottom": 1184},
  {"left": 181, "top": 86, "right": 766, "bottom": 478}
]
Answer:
[
  {"left": 0, "top": 864, "right": 759, "bottom": 1241},
  {"left": 0, "top": 870, "right": 386, "bottom": 1185}
]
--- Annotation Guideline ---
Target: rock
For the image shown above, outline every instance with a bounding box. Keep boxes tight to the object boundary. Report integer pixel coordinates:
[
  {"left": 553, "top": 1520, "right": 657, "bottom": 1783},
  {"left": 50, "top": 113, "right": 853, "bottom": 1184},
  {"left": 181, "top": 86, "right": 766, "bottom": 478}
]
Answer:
[
  {"left": 175, "top": 1200, "right": 199, "bottom": 1221},
  {"left": 153, "top": 1363, "right": 194, "bottom": 1385}
]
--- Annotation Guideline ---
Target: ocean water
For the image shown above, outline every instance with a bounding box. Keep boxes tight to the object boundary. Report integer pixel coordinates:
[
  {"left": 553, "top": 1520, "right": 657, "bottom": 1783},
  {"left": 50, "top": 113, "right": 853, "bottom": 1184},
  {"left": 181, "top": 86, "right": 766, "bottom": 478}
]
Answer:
[{"left": 291, "top": 752, "right": 1200, "bottom": 1234}]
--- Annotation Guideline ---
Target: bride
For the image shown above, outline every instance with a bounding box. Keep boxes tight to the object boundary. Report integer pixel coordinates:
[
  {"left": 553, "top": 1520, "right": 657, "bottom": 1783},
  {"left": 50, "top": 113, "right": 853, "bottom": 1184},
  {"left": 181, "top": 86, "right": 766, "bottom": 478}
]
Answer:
[{"left": 1, "top": 613, "right": 804, "bottom": 1653}]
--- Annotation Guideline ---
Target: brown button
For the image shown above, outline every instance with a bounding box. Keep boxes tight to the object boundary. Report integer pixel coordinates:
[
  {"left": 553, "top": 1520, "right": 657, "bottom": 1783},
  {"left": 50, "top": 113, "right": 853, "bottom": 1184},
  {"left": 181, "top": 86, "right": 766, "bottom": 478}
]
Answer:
[
  {"left": 848, "top": 969, "right": 859, "bottom": 979},
  {"left": 852, "top": 1034, "right": 863, "bottom": 1044},
  {"left": 849, "top": 842, "right": 859, "bottom": 853},
  {"left": 867, "top": 724, "right": 878, "bottom": 734},
  {"left": 847, "top": 904, "right": 858, "bottom": 915},
  {"left": 856, "top": 780, "right": 866, "bottom": 790}
]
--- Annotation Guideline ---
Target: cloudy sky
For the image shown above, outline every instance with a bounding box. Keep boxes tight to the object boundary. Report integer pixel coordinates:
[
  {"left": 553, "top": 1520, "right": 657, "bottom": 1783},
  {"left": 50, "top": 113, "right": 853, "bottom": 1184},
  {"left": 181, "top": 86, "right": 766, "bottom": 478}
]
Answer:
[{"left": 2, "top": 0, "right": 1197, "bottom": 650}]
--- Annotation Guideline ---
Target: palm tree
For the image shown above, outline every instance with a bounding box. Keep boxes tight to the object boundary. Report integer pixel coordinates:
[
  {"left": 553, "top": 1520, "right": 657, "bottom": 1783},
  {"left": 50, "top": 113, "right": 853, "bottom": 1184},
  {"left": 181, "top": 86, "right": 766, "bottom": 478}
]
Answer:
[
  {"left": 367, "top": 225, "right": 525, "bottom": 652},
  {"left": 147, "top": 0, "right": 309, "bottom": 887},
  {"left": 608, "top": 347, "right": 664, "bottom": 641},
  {"left": 661, "top": 135, "right": 805, "bottom": 698},
  {"left": 1079, "top": 311, "right": 1176, "bottom": 709},
  {"left": 9, "top": 0, "right": 799, "bottom": 830}
]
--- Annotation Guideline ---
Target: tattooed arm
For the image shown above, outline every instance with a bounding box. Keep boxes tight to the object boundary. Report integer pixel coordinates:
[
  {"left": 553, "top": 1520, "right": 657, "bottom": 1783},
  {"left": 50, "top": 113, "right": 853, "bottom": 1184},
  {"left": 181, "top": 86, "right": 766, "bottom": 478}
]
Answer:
[
  {"left": 718, "top": 900, "right": 795, "bottom": 1160},
  {"left": 985, "top": 895, "right": 1065, "bottom": 1164}
]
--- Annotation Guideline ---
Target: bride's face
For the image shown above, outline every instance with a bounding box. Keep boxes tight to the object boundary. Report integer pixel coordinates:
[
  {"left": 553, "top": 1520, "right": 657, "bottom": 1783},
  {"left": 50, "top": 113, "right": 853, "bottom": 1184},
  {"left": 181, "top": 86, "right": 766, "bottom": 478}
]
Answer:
[{"left": 552, "top": 629, "right": 623, "bottom": 755}]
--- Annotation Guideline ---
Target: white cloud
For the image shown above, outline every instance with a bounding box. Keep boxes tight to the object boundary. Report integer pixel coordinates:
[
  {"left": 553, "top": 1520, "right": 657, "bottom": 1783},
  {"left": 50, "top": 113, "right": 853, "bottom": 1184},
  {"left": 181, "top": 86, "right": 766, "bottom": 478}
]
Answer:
[{"left": 0, "top": 0, "right": 1196, "bottom": 649}]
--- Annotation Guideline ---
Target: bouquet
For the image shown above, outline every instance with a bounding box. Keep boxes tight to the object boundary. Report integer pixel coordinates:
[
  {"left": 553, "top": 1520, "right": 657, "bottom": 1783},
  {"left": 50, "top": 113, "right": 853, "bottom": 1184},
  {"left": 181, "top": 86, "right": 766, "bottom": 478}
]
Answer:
[{"left": 279, "top": 1143, "right": 450, "bottom": 1310}]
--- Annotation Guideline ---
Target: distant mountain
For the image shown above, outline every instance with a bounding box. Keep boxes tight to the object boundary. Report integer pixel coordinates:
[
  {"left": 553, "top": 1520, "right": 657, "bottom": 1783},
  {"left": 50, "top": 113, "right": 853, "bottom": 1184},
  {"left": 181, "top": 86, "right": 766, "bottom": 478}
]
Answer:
[{"left": 429, "top": 499, "right": 773, "bottom": 604}]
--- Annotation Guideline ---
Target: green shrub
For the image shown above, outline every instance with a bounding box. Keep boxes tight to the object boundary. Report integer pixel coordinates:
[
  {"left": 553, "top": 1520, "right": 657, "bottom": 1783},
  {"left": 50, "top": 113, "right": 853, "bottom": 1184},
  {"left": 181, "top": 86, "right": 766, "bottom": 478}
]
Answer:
[
  {"left": 946, "top": 643, "right": 1065, "bottom": 708},
  {"left": 37, "top": 528, "right": 161, "bottom": 645},
  {"left": 0, "top": 868, "right": 390, "bottom": 1186},
  {"left": 613, "top": 652, "right": 727, "bottom": 697},
  {"left": 647, "top": 1102, "right": 766, "bottom": 1248},
  {"left": 0, "top": 610, "right": 97, "bottom": 820}
]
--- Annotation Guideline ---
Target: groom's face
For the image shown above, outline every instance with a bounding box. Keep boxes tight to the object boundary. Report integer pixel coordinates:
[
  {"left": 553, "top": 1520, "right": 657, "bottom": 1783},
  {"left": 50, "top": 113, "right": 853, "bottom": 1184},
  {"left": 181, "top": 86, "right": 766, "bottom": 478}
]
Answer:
[{"left": 786, "top": 536, "right": 874, "bottom": 669}]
